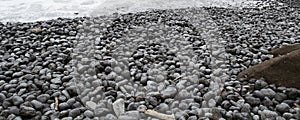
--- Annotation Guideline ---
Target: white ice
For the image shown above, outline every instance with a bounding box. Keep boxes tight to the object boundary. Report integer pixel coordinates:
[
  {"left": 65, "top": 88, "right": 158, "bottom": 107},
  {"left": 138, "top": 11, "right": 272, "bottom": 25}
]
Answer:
[{"left": 0, "top": 0, "right": 259, "bottom": 23}]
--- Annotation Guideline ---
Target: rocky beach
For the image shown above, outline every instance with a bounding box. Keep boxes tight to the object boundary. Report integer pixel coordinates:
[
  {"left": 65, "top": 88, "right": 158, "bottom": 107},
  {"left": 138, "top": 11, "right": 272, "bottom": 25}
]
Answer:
[{"left": 0, "top": 0, "right": 299, "bottom": 120}]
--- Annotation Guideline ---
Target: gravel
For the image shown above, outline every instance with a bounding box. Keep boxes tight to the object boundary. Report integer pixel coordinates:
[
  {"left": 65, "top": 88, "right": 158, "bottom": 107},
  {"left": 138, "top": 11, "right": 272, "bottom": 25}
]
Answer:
[{"left": 0, "top": 0, "right": 299, "bottom": 119}]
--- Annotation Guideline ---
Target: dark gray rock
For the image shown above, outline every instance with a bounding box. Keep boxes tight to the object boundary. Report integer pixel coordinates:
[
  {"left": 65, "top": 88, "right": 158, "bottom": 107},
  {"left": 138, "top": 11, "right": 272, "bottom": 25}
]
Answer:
[
  {"left": 245, "top": 96, "right": 260, "bottom": 106},
  {"left": 84, "top": 110, "right": 94, "bottom": 118},
  {"left": 275, "top": 103, "right": 290, "bottom": 113},
  {"left": 105, "top": 114, "right": 117, "bottom": 120},
  {"left": 259, "top": 109, "right": 278, "bottom": 120},
  {"left": 283, "top": 112, "right": 293, "bottom": 119},
  {"left": 0, "top": 93, "right": 6, "bottom": 103},
  {"left": 23, "top": 74, "right": 34, "bottom": 80},
  {"left": 31, "top": 100, "right": 44, "bottom": 110},
  {"left": 37, "top": 94, "right": 50, "bottom": 103},
  {"left": 221, "top": 100, "right": 231, "bottom": 110},
  {"left": 156, "top": 103, "right": 169, "bottom": 113},
  {"left": 67, "top": 98, "right": 76, "bottom": 106},
  {"left": 161, "top": 86, "right": 177, "bottom": 99},
  {"left": 254, "top": 88, "right": 276, "bottom": 99},
  {"left": 12, "top": 72, "right": 24, "bottom": 78},
  {"left": 69, "top": 108, "right": 81, "bottom": 118},
  {"left": 262, "top": 97, "right": 273, "bottom": 107},
  {"left": 94, "top": 108, "right": 110, "bottom": 116},
  {"left": 8, "top": 106, "right": 20, "bottom": 114},
  {"left": 12, "top": 96, "right": 24, "bottom": 106},
  {"left": 254, "top": 79, "right": 268, "bottom": 89},
  {"left": 20, "top": 106, "right": 36, "bottom": 117},
  {"left": 59, "top": 102, "right": 70, "bottom": 110},
  {"left": 86, "top": 101, "right": 97, "bottom": 110},
  {"left": 241, "top": 103, "right": 251, "bottom": 113},
  {"left": 275, "top": 93, "right": 287, "bottom": 102}
]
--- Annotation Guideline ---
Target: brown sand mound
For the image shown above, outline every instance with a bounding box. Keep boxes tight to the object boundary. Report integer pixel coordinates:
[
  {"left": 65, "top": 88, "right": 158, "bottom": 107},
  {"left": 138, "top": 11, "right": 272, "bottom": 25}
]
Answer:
[{"left": 238, "top": 45, "right": 300, "bottom": 89}]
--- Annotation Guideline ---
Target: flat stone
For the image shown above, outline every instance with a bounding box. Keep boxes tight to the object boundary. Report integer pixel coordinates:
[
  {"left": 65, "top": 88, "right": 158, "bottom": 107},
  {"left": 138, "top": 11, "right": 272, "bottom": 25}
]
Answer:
[
  {"left": 86, "top": 101, "right": 97, "bottom": 110},
  {"left": 113, "top": 98, "right": 125, "bottom": 117},
  {"left": 161, "top": 86, "right": 177, "bottom": 99}
]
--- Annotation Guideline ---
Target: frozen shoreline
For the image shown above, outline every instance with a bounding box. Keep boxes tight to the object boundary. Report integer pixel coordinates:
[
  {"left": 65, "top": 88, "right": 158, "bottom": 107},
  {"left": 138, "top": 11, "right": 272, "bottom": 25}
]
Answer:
[{"left": 0, "top": 0, "right": 258, "bottom": 23}]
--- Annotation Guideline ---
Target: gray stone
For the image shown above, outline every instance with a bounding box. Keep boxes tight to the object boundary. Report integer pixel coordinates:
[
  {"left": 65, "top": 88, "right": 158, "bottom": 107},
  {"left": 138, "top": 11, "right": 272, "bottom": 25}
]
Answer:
[
  {"left": 9, "top": 106, "right": 20, "bottom": 114},
  {"left": 14, "top": 116, "right": 22, "bottom": 120},
  {"left": 259, "top": 109, "right": 278, "bottom": 120},
  {"left": 84, "top": 110, "right": 94, "bottom": 118},
  {"left": 241, "top": 103, "right": 251, "bottom": 113},
  {"left": 208, "top": 99, "right": 216, "bottom": 108},
  {"left": 118, "top": 115, "right": 138, "bottom": 120},
  {"left": 262, "top": 97, "right": 273, "bottom": 107},
  {"left": 124, "top": 111, "right": 141, "bottom": 119},
  {"left": 176, "top": 89, "right": 191, "bottom": 99},
  {"left": 95, "top": 108, "right": 110, "bottom": 116},
  {"left": 69, "top": 108, "right": 81, "bottom": 118},
  {"left": 187, "top": 116, "right": 198, "bottom": 120},
  {"left": 0, "top": 93, "right": 6, "bottom": 103},
  {"left": 61, "top": 117, "right": 73, "bottom": 120},
  {"left": 23, "top": 74, "right": 34, "bottom": 80},
  {"left": 59, "top": 102, "right": 70, "bottom": 110},
  {"left": 156, "top": 75, "right": 165, "bottom": 82},
  {"left": 105, "top": 114, "right": 117, "bottom": 120},
  {"left": 31, "top": 100, "right": 44, "bottom": 110},
  {"left": 253, "top": 115, "right": 259, "bottom": 120},
  {"left": 283, "top": 112, "right": 293, "bottom": 119},
  {"left": 254, "top": 79, "right": 268, "bottom": 89},
  {"left": 275, "top": 93, "right": 287, "bottom": 102},
  {"left": 12, "top": 96, "right": 24, "bottom": 106},
  {"left": 161, "top": 86, "right": 177, "bottom": 99},
  {"left": 276, "top": 103, "right": 290, "bottom": 113},
  {"left": 37, "top": 94, "right": 50, "bottom": 103},
  {"left": 178, "top": 102, "right": 188, "bottom": 110},
  {"left": 156, "top": 103, "right": 169, "bottom": 113},
  {"left": 12, "top": 72, "right": 24, "bottom": 78},
  {"left": 260, "top": 88, "right": 276, "bottom": 99},
  {"left": 86, "top": 101, "right": 97, "bottom": 110},
  {"left": 245, "top": 96, "right": 260, "bottom": 106},
  {"left": 20, "top": 106, "right": 36, "bottom": 117},
  {"left": 113, "top": 98, "right": 125, "bottom": 117},
  {"left": 51, "top": 77, "right": 62, "bottom": 84}
]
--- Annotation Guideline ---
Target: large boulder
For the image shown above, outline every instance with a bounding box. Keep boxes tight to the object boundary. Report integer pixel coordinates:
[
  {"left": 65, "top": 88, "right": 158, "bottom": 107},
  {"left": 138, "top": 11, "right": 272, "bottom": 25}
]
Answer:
[{"left": 238, "top": 44, "right": 300, "bottom": 89}]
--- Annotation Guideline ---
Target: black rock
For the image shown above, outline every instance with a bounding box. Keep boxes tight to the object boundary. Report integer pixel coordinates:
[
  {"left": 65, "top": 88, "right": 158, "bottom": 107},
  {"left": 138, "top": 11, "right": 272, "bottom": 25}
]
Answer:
[{"left": 19, "top": 106, "right": 36, "bottom": 117}]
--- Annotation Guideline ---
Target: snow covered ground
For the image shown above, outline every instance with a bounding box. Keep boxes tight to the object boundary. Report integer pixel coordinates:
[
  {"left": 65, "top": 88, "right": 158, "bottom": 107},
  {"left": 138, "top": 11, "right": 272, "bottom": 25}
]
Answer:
[{"left": 0, "top": 0, "right": 258, "bottom": 23}]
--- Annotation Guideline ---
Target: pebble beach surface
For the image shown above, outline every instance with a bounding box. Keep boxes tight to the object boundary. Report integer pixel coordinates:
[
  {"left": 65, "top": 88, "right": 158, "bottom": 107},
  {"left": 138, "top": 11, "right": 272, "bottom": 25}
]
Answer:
[{"left": 0, "top": 0, "right": 300, "bottom": 120}]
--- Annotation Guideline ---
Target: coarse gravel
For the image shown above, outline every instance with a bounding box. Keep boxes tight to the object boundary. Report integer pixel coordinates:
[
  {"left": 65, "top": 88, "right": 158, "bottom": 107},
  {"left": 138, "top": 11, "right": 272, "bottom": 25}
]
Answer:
[{"left": 0, "top": 0, "right": 299, "bottom": 120}]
